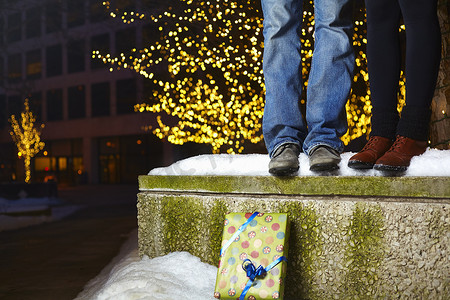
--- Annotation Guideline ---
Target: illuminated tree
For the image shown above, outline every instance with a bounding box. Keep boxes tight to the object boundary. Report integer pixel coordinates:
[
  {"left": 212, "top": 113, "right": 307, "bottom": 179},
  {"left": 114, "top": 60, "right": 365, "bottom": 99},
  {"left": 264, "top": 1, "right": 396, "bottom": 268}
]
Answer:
[
  {"left": 9, "top": 98, "right": 45, "bottom": 183},
  {"left": 99, "top": 0, "right": 267, "bottom": 153},
  {"left": 97, "top": 1, "right": 401, "bottom": 153}
]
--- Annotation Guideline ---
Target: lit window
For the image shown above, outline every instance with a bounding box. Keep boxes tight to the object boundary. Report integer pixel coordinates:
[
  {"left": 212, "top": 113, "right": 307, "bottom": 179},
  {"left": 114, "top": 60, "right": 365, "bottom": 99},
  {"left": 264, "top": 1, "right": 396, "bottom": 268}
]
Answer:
[{"left": 26, "top": 49, "right": 42, "bottom": 79}]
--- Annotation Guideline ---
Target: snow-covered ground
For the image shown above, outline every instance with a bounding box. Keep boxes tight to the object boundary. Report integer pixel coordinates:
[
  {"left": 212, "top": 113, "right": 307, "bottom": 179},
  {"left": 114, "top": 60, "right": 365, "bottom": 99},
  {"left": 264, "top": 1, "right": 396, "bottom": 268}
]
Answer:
[
  {"left": 0, "top": 196, "right": 80, "bottom": 232},
  {"left": 2, "top": 150, "right": 449, "bottom": 299}
]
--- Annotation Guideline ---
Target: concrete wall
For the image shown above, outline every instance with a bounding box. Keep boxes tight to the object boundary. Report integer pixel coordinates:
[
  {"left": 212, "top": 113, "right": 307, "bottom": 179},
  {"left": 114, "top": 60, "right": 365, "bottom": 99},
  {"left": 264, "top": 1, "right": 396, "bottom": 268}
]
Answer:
[{"left": 138, "top": 175, "right": 449, "bottom": 299}]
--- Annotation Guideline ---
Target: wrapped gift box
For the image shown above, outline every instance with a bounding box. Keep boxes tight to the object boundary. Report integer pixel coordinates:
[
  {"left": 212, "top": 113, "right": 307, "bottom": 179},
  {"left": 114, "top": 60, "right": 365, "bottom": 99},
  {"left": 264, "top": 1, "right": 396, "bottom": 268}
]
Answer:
[{"left": 214, "top": 212, "right": 289, "bottom": 300}]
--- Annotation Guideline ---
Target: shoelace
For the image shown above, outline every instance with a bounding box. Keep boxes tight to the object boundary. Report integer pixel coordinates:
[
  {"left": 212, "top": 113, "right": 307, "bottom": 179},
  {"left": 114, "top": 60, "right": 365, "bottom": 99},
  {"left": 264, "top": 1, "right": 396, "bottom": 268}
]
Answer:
[
  {"left": 386, "top": 136, "right": 407, "bottom": 153},
  {"left": 273, "top": 143, "right": 298, "bottom": 157},
  {"left": 361, "top": 136, "right": 381, "bottom": 152}
]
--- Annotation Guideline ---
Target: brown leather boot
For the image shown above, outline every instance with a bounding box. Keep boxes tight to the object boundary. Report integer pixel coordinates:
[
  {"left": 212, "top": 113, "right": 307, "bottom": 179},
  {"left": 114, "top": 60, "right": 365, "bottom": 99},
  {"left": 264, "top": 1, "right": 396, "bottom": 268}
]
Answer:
[
  {"left": 348, "top": 136, "right": 393, "bottom": 169},
  {"left": 374, "top": 135, "right": 427, "bottom": 172}
]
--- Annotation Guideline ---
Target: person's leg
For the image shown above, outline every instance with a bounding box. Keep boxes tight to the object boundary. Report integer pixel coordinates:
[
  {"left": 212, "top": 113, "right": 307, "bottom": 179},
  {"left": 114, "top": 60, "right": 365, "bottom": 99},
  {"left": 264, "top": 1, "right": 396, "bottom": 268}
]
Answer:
[
  {"left": 304, "top": 0, "right": 354, "bottom": 170},
  {"left": 261, "top": 0, "right": 306, "bottom": 157},
  {"left": 365, "top": 0, "right": 402, "bottom": 139},
  {"left": 303, "top": 0, "right": 354, "bottom": 155},
  {"left": 396, "top": 0, "right": 441, "bottom": 140},
  {"left": 348, "top": 0, "right": 401, "bottom": 169},
  {"left": 374, "top": 0, "right": 441, "bottom": 172}
]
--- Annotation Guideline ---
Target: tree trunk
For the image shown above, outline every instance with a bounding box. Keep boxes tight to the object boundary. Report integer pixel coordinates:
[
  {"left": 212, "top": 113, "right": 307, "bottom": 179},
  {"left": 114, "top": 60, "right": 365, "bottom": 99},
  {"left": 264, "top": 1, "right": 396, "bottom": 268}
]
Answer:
[
  {"left": 24, "top": 155, "right": 31, "bottom": 183},
  {"left": 430, "top": 0, "right": 450, "bottom": 149}
]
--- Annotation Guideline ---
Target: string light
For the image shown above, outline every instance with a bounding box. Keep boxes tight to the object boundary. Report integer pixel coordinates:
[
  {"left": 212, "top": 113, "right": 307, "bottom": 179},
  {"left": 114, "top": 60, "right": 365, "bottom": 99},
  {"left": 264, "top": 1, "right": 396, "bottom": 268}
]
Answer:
[
  {"left": 96, "top": 1, "right": 407, "bottom": 153},
  {"left": 9, "top": 99, "right": 45, "bottom": 183}
]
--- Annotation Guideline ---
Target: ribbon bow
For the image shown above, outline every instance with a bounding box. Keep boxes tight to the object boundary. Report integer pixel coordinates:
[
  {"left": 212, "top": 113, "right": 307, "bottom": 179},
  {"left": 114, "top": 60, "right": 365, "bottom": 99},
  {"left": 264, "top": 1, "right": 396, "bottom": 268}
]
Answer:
[
  {"left": 242, "top": 259, "right": 267, "bottom": 281},
  {"left": 239, "top": 256, "right": 287, "bottom": 300}
]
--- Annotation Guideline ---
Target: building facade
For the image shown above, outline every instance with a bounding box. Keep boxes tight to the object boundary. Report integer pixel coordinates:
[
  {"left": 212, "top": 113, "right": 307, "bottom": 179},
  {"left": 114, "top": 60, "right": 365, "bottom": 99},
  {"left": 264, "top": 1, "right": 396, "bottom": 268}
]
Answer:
[{"left": 0, "top": 0, "right": 205, "bottom": 184}]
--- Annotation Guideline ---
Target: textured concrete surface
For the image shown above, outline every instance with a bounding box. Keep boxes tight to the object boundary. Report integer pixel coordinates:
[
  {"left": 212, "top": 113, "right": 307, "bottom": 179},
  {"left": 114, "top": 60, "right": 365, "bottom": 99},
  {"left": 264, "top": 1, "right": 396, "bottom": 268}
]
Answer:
[
  {"left": 139, "top": 175, "right": 450, "bottom": 199},
  {"left": 0, "top": 184, "right": 138, "bottom": 300},
  {"left": 138, "top": 176, "right": 449, "bottom": 299}
]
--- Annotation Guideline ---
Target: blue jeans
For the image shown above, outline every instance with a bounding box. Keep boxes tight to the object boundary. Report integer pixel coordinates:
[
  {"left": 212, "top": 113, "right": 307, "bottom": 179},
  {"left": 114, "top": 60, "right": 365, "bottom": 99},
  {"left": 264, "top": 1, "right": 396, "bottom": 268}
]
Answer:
[{"left": 261, "top": 0, "right": 355, "bottom": 157}]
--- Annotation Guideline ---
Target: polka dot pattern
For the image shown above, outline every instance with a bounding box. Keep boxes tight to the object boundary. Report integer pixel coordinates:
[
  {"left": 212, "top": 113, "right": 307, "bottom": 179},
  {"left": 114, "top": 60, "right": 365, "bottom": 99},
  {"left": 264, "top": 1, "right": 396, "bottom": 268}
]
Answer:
[{"left": 215, "top": 213, "right": 289, "bottom": 299}]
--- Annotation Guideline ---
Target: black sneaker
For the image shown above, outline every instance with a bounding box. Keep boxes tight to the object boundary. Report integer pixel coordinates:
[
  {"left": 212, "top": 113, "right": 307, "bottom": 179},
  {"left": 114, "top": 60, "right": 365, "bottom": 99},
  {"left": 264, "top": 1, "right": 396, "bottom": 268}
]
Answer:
[
  {"left": 309, "top": 145, "right": 341, "bottom": 171},
  {"left": 268, "top": 144, "right": 300, "bottom": 176}
]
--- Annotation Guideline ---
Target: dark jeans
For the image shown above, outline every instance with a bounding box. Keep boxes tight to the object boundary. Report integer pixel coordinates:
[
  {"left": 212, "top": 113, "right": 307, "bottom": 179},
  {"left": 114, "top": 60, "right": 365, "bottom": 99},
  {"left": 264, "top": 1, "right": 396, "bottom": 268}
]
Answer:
[{"left": 365, "top": 0, "right": 441, "bottom": 141}]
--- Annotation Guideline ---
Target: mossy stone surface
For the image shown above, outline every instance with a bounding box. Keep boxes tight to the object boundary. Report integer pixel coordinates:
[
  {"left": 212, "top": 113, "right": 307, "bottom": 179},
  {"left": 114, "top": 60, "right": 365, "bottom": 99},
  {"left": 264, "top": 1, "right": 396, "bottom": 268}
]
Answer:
[
  {"left": 343, "top": 202, "right": 385, "bottom": 298},
  {"left": 139, "top": 175, "right": 450, "bottom": 199},
  {"left": 138, "top": 189, "right": 449, "bottom": 299}
]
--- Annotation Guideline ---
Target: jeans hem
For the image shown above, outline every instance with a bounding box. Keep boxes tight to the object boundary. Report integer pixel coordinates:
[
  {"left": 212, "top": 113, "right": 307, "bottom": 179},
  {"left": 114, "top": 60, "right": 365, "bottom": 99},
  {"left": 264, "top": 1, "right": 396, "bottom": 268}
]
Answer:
[
  {"left": 270, "top": 140, "right": 302, "bottom": 158},
  {"left": 304, "top": 143, "right": 342, "bottom": 157}
]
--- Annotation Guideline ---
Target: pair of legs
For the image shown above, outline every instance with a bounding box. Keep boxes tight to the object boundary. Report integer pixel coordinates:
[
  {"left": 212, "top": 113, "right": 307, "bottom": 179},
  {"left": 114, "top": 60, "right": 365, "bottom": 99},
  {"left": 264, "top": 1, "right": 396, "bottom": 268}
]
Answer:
[
  {"left": 261, "top": 0, "right": 355, "bottom": 174},
  {"left": 366, "top": 0, "right": 441, "bottom": 140},
  {"left": 349, "top": 0, "right": 441, "bottom": 172}
]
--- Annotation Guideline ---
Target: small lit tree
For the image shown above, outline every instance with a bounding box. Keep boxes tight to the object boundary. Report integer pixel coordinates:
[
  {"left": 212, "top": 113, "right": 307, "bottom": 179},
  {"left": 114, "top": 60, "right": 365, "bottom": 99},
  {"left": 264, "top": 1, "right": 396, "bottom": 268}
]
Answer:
[{"left": 9, "top": 99, "right": 45, "bottom": 183}]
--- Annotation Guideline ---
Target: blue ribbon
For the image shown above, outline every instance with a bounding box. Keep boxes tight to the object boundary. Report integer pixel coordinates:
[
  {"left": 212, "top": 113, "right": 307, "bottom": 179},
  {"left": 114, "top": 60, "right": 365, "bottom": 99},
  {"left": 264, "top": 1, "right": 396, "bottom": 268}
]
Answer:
[
  {"left": 242, "top": 259, "right": 267, "bottom": 281},
  {"left": 239, "top": 256, "right": 287, "bottom": 300},
  {"left": 220, "top": 212, "right": 259, "bottom": 257}
]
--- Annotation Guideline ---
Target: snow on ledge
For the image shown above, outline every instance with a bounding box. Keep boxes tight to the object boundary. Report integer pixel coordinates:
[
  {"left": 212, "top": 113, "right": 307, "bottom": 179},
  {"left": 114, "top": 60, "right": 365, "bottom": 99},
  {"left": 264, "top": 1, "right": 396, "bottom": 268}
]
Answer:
[{"left": 149, "top": 149, "right": 450, "bottom": 177}]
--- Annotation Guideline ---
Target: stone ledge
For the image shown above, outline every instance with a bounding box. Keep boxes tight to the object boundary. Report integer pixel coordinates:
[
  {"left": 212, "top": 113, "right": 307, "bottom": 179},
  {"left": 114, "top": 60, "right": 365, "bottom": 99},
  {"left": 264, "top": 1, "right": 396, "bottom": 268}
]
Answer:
[
  {"left": 138, "top": 175, "right": 449, "bottom": 299},
  {"left": 139, "top": 175, "right": 450, "bottom": 199}
]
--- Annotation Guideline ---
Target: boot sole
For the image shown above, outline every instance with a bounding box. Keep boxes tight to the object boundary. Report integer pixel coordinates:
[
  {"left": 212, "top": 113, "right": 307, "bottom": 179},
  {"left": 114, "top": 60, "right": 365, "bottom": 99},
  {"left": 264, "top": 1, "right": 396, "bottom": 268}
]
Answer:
[
  {"left": 269, "top": 166, "right": 299, "bottom": 176},
  {"left": 347, "top": 160, "right": 374, "bottom": 170},
  {"left": 310, "top": 163, "right": 339, "bottom": 172},
  {"left": 374, "top": 164, "right": 407, "bottom": 172}
]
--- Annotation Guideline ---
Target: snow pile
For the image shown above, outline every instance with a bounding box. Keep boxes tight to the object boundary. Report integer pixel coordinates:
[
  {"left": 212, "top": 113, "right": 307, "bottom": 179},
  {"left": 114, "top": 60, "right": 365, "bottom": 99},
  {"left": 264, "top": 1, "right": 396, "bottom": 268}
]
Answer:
[
  {"left": 0, "top": 196, "right": 54, "bottom": 214},
  {"left": 149, "top": 149, "right": 450, "bottom": 177},
  {"left": 76, "top": 231, "right": 217, "bottom": 300},
  {"left": 0, "top": 197, "right": 80, "bottom": 232}
]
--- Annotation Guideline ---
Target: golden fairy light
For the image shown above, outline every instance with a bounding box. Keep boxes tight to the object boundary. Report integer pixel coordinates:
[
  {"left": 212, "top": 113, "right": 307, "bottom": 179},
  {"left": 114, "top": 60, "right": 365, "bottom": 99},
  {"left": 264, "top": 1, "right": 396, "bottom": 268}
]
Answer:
[
  {"left": 9, "top": 99, "right": 45, "bottom": 183},
  {"left": 97, "top": 1, "right": 405, "bottom": 153}
]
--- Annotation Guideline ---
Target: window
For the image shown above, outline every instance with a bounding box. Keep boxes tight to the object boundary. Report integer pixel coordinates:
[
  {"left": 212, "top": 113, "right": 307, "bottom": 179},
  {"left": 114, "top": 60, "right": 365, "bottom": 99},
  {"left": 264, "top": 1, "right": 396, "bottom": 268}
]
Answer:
[
  {"left": 68, "top": 85, "right": 86, "bottom": 119},
  {"left": 143, "top": 79, "right": 160, "bottom": 105},
  {"left": 0, "top": 17, "right": 4, "bottom": 47},
  {"left": 58, "top": 157, "right": 68, "bottom": 171},
  {"left": 0, "top": 95, "right": 6, "bottom": 128},
  {"left": 26, "top": 7, "right": 42, "bottom": 39},
  {"left": 115, "top": 28, "right": 136, "bottom": 55},
  {"left": 91, "top": 82, "right": 110, "bottom": 117},
  {"left": 72, "top": 139, "right": 83, "bottom": 156},
  {"left": 46, "top": 44, "right": 62, "bottom": 77},
  {"left": 45, "top": 0, "right": 62, "bottom": 34},
  {"left": 46, "top": 89, "right": 63, "bottom": 121},
  {"left": 67, "top": 40, "right": 86, "bottom": 73},
  {"left": 91, "top": 33, "right": 110, "bottom": 69},
  {"left": 99, "top": 137, "right": 120, "bottom": 184},
  {"left": 0, "top": 56, "right": 4, "bottom": 86},
  {"left": 7, "top": 12, "right": 21, "bottom": 43},
  {"left": 142, "top": 0, "right": 163, "bottom": 9},
  {"left": 28, "top": 92, "right": 43, "bottom": 122},
  {"left": 8, "top": 95, "right": 22, "bottom": 120},
  {"left": 26, "top": 49, "right": 42, "bottom": 80},
  {"left": 68, "top": 0, "right": 85, "bottom": 28},
  {"left": 116, "top": 78, "right": 136, "bottom": 114},
  {"left": 8, "top": 53, "right": 22, "bottom": 83},
  {"left": 89, "top": 0, "right": 108, "bottom": 23},
  {"left": 143, "top": 23, "right": 161, "bottom": 46},
  {"left": 35, "top": 157, "right": 55, "bottom": 172},
  {"left": 116, "top": 0, "right": 136, "bottom": 11}
]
